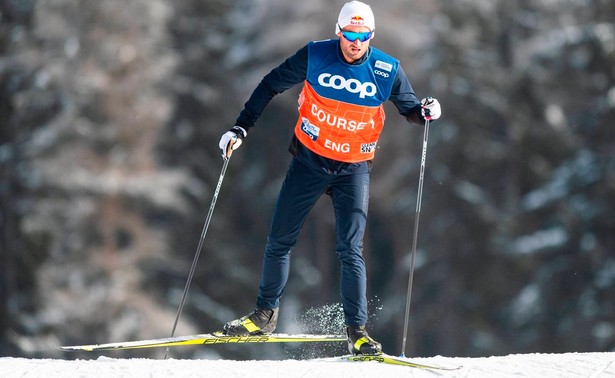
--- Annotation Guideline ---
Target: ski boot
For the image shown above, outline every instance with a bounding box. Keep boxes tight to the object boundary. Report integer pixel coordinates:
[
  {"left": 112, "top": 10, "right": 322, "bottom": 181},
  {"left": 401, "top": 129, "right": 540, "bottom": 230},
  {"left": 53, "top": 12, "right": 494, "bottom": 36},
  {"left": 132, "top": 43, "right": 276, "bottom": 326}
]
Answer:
[
  {"left": 347, "top": 325, "right": 382, "bottom": 355},
  {"left": 222, "top": 308, "right": 279, "bottom": 336}
]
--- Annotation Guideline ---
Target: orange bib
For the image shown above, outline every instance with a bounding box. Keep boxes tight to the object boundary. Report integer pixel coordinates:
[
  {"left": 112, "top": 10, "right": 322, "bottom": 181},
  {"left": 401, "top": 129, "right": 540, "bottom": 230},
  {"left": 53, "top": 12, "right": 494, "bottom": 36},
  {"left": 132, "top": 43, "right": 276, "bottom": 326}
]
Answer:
[{"left": 294, "top": 82, "right": 385, "bottom": 163}]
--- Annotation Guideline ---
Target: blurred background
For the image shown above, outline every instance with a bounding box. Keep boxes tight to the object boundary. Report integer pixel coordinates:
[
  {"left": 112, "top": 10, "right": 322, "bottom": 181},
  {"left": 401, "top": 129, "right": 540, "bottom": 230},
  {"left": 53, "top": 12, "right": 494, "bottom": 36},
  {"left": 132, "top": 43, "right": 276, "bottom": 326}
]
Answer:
[{"left": 1, "top": 0, "right": 614, "bottom": 361}]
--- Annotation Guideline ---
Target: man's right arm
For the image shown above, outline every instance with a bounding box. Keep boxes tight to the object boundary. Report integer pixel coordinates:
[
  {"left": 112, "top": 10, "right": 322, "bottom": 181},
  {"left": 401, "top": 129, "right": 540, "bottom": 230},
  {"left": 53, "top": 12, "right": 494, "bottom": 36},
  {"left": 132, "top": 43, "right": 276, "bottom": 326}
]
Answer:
[{"left": 235, "top": 45, "right": 309, "bottom": 130}]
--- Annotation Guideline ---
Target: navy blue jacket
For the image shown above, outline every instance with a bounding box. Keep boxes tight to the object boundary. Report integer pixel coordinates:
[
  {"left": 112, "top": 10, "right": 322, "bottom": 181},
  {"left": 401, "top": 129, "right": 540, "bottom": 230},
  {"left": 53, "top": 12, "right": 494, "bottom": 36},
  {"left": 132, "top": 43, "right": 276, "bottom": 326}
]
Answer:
[{"left": 235, "top": 40, "right": 424, "bottom": 172}]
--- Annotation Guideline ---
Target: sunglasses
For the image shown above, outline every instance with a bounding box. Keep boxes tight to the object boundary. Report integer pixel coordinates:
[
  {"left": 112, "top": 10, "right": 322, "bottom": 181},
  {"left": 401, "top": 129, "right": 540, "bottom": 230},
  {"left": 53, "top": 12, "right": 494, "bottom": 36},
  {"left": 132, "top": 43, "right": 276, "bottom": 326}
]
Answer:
[{"left": 338, "top": 25, "right": 373, "bottom": 42}]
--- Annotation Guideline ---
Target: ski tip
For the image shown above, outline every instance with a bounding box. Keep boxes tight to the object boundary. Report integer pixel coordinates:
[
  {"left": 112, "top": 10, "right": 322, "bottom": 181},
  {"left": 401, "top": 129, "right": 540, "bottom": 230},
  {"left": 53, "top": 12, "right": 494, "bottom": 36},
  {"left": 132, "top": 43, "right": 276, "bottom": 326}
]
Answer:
[{"left": 59, "top": 346, "right": 95, "bottom": 352}]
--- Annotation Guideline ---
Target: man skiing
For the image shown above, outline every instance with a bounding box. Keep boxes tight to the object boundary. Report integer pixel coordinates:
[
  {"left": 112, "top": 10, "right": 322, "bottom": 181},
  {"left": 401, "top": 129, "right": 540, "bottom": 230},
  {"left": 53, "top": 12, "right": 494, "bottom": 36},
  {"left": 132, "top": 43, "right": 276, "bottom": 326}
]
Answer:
[{"left": 218, "top": 1, "right": 441, "bottom": 355}]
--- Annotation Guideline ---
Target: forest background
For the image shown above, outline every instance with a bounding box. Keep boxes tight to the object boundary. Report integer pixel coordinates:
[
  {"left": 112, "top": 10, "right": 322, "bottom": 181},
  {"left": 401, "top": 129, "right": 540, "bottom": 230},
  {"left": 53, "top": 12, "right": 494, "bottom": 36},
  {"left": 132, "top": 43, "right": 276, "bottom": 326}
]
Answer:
[{"left": 1, "top": 0, "right": 614, "bottom": 360}]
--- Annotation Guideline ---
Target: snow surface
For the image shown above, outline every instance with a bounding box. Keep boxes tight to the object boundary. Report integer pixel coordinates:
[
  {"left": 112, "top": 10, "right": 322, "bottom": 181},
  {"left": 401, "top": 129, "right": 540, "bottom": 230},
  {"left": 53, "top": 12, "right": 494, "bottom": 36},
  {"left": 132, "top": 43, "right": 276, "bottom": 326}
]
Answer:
[{"left": 1, "top": 352, "right": 614, "bottom": 378}]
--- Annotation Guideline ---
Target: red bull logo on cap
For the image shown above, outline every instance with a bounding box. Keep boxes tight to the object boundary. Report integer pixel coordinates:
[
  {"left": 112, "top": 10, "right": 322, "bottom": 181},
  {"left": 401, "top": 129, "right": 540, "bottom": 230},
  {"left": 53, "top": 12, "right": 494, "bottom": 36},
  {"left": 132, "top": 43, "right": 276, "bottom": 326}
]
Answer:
[{"left": 349, "top": 15, "right": 365, "bottom": 26}]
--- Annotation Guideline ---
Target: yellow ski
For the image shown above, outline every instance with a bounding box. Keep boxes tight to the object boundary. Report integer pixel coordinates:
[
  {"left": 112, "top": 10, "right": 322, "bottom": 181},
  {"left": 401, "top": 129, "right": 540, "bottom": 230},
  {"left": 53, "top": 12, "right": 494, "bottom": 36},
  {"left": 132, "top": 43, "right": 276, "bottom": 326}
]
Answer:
[
  {"left": 60, "top": 333, "right": 346, "bottom": 352},
  {"left": 343, "top": 354, "right": 462, "bottom": 371}
]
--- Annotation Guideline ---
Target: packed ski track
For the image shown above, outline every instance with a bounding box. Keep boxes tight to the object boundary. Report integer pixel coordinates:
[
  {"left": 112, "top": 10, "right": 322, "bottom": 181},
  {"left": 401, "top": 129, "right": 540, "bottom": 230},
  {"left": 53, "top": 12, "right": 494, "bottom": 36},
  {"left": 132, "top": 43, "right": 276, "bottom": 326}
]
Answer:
[{"left": 1, "top": 352, "right": 614, "bottom": 377}]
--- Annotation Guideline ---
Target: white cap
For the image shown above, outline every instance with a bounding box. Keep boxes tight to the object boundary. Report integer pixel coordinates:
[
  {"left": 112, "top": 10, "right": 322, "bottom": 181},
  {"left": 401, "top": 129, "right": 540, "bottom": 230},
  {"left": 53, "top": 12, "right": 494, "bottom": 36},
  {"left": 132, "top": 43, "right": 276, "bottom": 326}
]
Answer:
[{"left": 335, "top": 1, "right": 375, "bottom": 34}]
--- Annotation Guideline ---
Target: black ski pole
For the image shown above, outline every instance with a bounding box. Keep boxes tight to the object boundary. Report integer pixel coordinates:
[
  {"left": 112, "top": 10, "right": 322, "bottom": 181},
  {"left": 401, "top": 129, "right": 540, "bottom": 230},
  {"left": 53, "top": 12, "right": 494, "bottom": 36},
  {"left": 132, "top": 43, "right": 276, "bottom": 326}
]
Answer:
[
  {"left": 400, "top": 118, "right": 430, "bottom": 357},
  {"left": 164, "top": 150, "right": 233, "bottom": 359}
]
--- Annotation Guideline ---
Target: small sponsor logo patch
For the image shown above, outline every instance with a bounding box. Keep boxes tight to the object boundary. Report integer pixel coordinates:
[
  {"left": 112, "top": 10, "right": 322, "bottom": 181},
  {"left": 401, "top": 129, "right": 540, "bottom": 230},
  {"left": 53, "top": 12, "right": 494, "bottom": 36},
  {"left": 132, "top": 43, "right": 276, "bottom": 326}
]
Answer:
[
  {"left": 375, "top": 60, "right": 393, "bottom": 72},
  {"left": 361, "top": 142, "right": 377, "bottom": 154},
  {"left": 349, "top": 15, "right": 365, "bottom": 26},
  {"left": 374, "top": 69, "right": 389, "bottom": 78},
  {"left": 300, "top": 118, "right": 320, "bottom": 141}
]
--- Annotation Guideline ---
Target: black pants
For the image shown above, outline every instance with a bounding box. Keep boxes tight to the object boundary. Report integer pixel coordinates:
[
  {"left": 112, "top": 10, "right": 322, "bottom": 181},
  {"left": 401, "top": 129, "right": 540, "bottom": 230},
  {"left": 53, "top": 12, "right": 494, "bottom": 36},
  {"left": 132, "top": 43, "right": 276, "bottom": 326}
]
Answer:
[{"left": 256, "top": 157, "right": 370, "bottom": 326}]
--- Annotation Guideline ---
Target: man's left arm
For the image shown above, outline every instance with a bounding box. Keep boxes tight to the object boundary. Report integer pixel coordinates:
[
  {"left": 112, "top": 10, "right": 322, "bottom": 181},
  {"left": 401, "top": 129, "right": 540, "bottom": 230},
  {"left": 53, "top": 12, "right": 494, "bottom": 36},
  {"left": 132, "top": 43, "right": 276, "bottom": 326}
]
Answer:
[{"left": 389, "top": 66, "right": 440, "bottom": 125}]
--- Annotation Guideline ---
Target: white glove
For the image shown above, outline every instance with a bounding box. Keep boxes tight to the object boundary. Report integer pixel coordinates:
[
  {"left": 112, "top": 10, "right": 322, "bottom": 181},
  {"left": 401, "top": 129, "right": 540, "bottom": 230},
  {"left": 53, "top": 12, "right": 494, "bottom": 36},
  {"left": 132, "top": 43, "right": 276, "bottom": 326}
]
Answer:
[
  {"left": 219, "top": 126, "right": 247, "bottom": 159},
  {"left": 421, "top": 97, "right": 441, "bottom": 121}
]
